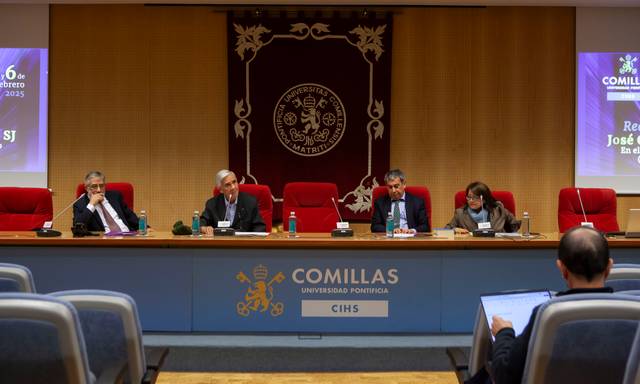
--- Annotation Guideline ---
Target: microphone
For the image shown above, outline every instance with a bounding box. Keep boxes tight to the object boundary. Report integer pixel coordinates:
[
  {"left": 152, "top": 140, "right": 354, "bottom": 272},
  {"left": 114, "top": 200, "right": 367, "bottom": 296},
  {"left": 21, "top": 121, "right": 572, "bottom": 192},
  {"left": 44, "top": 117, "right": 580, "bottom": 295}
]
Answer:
[
  {"left": 330, "top": 197, "right": 353, "bottom": 237},
  {"left": 36, "top": 193, "right": 86, "bottom": 237},
  {"left": 576, "top": 189, "right": 594, "bottom": 228}
]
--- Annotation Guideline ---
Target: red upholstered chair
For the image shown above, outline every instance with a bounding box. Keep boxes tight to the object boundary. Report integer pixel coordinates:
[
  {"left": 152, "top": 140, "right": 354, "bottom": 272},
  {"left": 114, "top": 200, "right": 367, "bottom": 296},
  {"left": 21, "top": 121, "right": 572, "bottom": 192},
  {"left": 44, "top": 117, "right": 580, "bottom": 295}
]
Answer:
[
  {"left": 558, "top": 187, "right": 619, "bottom": 233},
  {"left": 0, "top": 187, "right": 53, "bottom": 230},
  {"left": 282, "top": 182, "right": 339, "bottom": 232},
  {"left": 76, "top": 182, "right": 134, "bottom": 210},
  {"left": 454, "top": 190, "right": 517, "bottom": 215},
  {"left": 213, "top": 184, "right": 273, "bottom": 232},
  {"left": 371, "top": 186, "right": 432, "bottom": 229}
]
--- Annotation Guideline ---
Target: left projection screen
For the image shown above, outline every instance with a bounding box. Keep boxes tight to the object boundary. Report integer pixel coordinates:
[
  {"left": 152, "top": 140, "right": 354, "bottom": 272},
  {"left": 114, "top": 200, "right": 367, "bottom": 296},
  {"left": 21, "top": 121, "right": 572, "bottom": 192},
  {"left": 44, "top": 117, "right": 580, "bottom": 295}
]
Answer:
[{"left": 0, "top": 5, "right": 48, "bottom": 187}]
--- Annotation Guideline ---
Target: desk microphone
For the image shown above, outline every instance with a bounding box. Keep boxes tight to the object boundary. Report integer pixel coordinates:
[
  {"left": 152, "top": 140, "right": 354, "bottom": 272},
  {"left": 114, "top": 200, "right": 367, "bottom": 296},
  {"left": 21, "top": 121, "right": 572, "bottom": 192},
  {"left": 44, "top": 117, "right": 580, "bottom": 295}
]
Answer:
[
  {"left": 330, "top": 197, "right": 353, "bottom": 237},
  {"left": 576, "top": 189, "right": 594, "bottom": 228},
  {"left": 214, "top": 193, "right": 236, "bottom": 236},
  {"left": 36, "top": 193, "right": 86, "bottom": 237}
]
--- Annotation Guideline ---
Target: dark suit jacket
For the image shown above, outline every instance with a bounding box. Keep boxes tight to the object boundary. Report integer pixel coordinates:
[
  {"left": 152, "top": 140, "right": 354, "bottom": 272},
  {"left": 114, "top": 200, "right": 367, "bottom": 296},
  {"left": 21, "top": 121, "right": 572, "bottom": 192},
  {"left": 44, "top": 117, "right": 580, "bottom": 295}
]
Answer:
[
  {"left": 370, "top": 191, "right": 430, "bottom": 233},
  {"left": 491, "top": 287, "right": 614, "bottom": 384},
  {"left": 73, "top": 190, "right": 139, "bottom": 232},
  {"left": 200, "top": 192, "right": 266, "bottom": 232}
]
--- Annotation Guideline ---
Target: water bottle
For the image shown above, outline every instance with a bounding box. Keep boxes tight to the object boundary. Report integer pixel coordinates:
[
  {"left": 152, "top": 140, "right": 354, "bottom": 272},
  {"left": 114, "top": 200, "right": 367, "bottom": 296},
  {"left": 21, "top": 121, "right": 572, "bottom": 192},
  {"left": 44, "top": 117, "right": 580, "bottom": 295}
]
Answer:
[
  {"left": 138, "top": 210, "right": 147, "bottom": 235},
  {"left": 288, "top": 211, "right": 297, "bottom": 237},
  {"left": 522, "top": 211, "right": 530, "bottom": 237},
  {"left": 386, "top": 211, "right": 394, "bottom": 238},
  {"left": 192, "top": 210, "right": 200, "bottom": 236}
]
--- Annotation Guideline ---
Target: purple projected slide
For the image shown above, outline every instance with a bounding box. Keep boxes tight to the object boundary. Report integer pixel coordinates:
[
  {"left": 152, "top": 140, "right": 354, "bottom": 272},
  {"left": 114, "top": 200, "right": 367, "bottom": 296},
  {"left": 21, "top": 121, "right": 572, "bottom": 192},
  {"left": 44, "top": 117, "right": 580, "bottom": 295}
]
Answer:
[
  {"left": 0, "top": 48, "right": 48, "bottom": 173},
  {"left": 577, "top": 52, "right": 640, "bottom": 178}
]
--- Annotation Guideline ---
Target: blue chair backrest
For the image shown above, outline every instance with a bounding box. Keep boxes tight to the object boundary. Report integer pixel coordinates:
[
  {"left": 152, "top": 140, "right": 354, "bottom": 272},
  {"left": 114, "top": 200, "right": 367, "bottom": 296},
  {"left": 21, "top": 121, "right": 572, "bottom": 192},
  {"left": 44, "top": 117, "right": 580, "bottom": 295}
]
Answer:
[
  {"left": 51, "top": 289, "right": 146, "bottom": 384},
  {"left": 0, "top": 263, "right": 36, "bottom": 292},
  {"left": 522, "top": 293, "right": 640, "bottom": 384},
  {"left": 623, "top": 326, "right": 640, "bottom": 384},
  {"left": 0, "top": 293, "right": 93, "bottom": 384}
]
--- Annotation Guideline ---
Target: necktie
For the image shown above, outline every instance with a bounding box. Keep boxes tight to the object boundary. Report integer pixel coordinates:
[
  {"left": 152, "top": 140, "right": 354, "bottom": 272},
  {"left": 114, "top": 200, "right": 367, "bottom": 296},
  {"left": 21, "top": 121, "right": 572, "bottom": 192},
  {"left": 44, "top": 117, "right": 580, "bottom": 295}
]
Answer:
[
  {"left": 99, "top": 202, "right": 121, "bottom": 232},
  {"left": 393, "top": 200, "right": 401, "bottom": 228}
]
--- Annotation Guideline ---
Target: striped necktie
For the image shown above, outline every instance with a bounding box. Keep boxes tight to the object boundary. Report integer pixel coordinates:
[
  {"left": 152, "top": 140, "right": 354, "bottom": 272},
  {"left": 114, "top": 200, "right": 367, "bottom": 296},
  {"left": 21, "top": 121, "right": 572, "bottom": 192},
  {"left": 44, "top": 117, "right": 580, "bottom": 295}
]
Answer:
[{"left": 99, "top": 202, "right": 121, "bottom": 232}]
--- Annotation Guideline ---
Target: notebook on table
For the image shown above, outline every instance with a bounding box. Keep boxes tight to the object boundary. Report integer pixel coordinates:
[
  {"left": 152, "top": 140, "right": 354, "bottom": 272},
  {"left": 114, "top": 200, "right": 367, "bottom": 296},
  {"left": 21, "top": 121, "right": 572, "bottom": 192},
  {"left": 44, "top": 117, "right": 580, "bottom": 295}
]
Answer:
[{"left": 480, "top": 289, "right": 552, "bottom": 341}]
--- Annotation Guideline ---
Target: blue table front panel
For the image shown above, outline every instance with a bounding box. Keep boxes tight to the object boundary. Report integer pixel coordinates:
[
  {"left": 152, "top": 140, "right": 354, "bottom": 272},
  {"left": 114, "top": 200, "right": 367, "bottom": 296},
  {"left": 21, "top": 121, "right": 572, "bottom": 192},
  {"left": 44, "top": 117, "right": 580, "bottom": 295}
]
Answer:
[{"left": 192, "top": 249, "right": 443, "bottom": 332}]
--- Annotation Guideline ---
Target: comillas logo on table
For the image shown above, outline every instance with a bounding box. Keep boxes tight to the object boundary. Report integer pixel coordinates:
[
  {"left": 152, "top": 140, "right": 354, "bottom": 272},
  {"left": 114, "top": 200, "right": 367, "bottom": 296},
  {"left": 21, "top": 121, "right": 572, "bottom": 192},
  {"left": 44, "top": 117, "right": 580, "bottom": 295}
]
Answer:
[
  {"left": 235, "top": 264, "right": 285, "bottom": 317},
  {"left": 292, "top": 267, "right": 399, "bottom": 318},
  {"left": 235, "top": 265, "right": 399, "bottom": 319}
]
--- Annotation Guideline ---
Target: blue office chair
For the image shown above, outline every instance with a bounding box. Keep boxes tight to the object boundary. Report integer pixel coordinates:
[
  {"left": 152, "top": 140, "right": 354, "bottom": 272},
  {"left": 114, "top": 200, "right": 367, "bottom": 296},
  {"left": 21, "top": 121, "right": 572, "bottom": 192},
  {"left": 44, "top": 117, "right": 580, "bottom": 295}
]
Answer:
[
  {"left": 0, "top": 263, "right": 36, "bottom": 292},
  {"left": 522, "top": 293, "right": 640, "bottom": 384},
  {"left": 0, "top": 292, "right": 125, "bottom": 384},
  {"left": 623, "top": 326, "right": 640, "bottom": 384},
  {"left": 51, "top": 290, "right": 168, "bottom": 384},
  {"left": 446, "top": 303, "right": 491, "bottom": 383},
  {"left": 607, "top": 263, "right": 640, "bottom": 292}
]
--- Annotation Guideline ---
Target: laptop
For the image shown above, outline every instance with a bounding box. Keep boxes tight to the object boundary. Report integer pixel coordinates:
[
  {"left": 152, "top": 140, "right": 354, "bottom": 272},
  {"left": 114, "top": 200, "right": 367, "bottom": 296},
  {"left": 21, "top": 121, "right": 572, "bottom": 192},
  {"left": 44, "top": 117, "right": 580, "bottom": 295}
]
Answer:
[
  {"left": 480, "top": 289, "right": 552, "bottom": 341},
  {"left": 625, "top": 209, "right": 640, "bottom": 238}
]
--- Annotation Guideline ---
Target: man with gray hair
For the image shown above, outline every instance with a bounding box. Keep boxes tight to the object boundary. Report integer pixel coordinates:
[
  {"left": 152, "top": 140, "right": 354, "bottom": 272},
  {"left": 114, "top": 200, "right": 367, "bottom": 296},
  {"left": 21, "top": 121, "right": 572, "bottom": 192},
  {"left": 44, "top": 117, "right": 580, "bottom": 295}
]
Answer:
[
  {"left": 371, "top": 169, "right": 429, "bottom": 233},
  {"left": 200, "top": 169, "right": 266, "bottom": 234},
  {"left": 73, "top": 171, "right": 139, "bottom": 233}
]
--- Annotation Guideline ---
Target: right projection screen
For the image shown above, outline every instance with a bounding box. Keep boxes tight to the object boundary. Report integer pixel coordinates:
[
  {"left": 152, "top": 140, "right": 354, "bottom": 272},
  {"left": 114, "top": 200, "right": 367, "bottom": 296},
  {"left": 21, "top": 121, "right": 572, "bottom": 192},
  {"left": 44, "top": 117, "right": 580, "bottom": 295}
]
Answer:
[{"left": 576, "top": 8, "right": 640, "bottom": 194}]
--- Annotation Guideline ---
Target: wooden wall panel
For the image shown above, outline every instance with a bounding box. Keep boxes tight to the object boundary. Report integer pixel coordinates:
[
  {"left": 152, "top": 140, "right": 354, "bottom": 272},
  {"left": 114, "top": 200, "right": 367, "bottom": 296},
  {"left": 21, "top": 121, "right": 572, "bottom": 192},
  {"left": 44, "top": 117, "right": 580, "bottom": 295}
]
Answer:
[{"left": 48, "top": 5, "right": 639, "bottom": 233}]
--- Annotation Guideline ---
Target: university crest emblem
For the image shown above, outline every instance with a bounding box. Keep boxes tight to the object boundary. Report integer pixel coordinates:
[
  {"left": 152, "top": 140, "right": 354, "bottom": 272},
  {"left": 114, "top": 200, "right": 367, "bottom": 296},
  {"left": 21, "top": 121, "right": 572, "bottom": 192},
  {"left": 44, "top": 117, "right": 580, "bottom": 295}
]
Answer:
[{"left": 236, "top": 264, "right": 285, "bottom": 317}]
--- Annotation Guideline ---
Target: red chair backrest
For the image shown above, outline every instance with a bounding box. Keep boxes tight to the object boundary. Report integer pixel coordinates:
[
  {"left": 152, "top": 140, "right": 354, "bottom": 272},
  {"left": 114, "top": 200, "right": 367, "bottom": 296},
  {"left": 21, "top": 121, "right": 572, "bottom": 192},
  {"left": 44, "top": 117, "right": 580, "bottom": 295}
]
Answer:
[
  {"left": 213, "top": 184, "right": 273, "bottom": 232},
  {"left": 282, "top": 182, "right": 339, "bottom": 232},
  {"left": 454, "top": 190, "right": 516, "bottom": 215},
  {"left": 371, "top": 185, "right": 432, "bottom": 229},
  {"left": 76, "top": 182, "right": 134, "bottom": 210},
  {"left": 558, "top": 187, "right": 619, "bottom": 232},
  {"left": 0, "top": 187, "right": 53, "bottom": 230}
]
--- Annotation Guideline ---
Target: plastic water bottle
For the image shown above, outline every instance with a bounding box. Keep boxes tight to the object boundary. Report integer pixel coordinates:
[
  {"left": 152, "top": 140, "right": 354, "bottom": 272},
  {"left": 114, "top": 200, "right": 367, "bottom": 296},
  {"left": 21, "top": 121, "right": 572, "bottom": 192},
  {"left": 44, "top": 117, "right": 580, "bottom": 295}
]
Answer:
[
  {"left": 288, "top": 211, "right": 297, "bottom": 237},
  {"left": 192, "top": 210, "right": 200, "bottom": 236},
  {"left": 386, "top": 211, "right": 394, "bottom": 238},
  {"left": 522, "top": 211, "right": 530, "bottom": 237},
  {"left": 138, "top": 210, "right": 147, "bottom": 235}
]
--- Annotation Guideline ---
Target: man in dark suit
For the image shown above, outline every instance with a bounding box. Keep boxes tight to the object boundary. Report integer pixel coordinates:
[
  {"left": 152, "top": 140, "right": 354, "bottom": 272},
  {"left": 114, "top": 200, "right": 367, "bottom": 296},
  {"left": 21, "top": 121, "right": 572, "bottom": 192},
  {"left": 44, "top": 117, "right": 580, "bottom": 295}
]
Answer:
[
  {"left": 371, "top": 169, "right": 429, "bottom": 233},
  {"left": 73, "top": 171, "right": 139, "bottom": 233},
  {"left": 200, "top": 169, "right": 266, "bottom": 234}
]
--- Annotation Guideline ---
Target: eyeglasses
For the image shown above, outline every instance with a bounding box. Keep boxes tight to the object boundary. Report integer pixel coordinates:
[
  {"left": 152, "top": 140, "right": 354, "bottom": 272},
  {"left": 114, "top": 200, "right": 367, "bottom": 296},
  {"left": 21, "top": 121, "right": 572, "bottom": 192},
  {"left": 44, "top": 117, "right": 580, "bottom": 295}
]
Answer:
[
  {"left": 88, "top": 183, "right": 105, "bottom": 190},
  {"left": 466, "top": 195, "right": 481, "bottom": 202}
]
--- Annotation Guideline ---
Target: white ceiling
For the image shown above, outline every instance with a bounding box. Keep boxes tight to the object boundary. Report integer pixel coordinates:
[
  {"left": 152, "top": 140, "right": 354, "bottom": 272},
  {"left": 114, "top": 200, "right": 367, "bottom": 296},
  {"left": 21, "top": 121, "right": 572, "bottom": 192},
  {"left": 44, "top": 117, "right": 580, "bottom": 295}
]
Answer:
[{"left": 2, "top": 0, "right": 640, "bottom": 6}]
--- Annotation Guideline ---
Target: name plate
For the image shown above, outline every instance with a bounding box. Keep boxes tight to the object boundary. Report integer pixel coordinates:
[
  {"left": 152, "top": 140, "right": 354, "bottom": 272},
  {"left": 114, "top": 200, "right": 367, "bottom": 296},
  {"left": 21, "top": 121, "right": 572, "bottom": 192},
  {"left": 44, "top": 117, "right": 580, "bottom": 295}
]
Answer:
[
  {"left": 581, "top": 222, "right": 594, "bottom": 228},
  {"left": 336, "top": 222, "right": 350, "bottom": 229},
  {"left": 43, "top": 221, "right": 53, "bottom": 229},
  {"left": 217, "top": 220, "right": 231, "bottom": 228},
  {"left": 478, "top": 222, "right": 491, "bottom": 229}
]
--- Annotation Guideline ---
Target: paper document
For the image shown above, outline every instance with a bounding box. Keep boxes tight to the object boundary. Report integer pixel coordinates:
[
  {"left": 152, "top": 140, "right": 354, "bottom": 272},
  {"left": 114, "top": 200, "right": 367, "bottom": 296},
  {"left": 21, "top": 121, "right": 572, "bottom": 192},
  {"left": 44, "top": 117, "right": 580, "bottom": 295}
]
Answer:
[{"left": 234, "top": 232, "right": 270, "bottom": 237}]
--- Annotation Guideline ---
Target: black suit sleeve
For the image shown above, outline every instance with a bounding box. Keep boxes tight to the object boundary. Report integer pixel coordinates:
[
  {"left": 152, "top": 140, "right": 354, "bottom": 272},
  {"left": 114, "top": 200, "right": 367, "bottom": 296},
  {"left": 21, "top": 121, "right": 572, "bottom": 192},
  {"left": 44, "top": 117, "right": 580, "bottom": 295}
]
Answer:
[
  {"left": 200, "top": 197, "right": 219, "bottom": 228},
  {"left": 371, "top": 198, "right": 387, "bottom": 233},
  {"left": 490, "top": 308, "right": 537, "bottom": 384},
  {"left": 73, "top": 198, "right": 96, "bottom": 228},
  {"left": 237, "top": 202, "right": 266, "bottom": 232}
]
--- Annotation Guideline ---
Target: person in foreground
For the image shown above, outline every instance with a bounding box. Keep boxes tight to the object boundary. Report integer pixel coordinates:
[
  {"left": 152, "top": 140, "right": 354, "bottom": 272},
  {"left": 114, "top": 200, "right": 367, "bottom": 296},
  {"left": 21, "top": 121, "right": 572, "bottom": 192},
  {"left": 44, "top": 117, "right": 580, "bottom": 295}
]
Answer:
[
  {"left": 489, "top": 226, "right": 614, "bottom": 384},
  {"left": 73, "top": 171, "right": 139, "bottom": 233},
  {"left": 446, "top": 181, "right": 520, "bottom": 234},
  {"left": 371, "top": 169, "right": 429, "bottom": 233},
  {"left": 200, "top": 169, "right": 266, "bottom": 235}
]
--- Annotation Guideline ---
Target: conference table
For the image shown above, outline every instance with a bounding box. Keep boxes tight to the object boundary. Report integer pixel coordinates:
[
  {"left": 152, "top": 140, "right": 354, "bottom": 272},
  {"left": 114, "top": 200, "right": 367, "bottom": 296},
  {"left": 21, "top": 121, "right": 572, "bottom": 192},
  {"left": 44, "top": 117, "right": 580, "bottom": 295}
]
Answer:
[{"left": 1, "top": 231, "right": 638, "bottom": 334}]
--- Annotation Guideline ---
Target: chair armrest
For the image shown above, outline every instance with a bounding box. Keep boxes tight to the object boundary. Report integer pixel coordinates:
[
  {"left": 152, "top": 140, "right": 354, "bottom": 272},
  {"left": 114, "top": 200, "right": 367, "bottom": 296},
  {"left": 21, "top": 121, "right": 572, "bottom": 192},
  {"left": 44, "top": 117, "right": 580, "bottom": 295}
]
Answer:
[
  {"left": 142, "top": 347, "right": 169, "bottom": 384},
  {"left": 95, "top": 359, "right": 128, "bottom": 384},
  {"left": 445, "top": 347, "right": 470, "bottom": 384},
  {"left": 145, "top": 346, "right": 169, "bottom": 370}
]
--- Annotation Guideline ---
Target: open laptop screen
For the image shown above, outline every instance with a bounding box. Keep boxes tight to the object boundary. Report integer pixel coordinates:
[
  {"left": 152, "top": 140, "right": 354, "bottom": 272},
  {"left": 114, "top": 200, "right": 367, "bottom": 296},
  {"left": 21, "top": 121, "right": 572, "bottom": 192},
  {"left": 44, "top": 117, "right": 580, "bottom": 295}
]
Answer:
[{"left": 480, "top": 290, "right": 552, "bottom": 341}]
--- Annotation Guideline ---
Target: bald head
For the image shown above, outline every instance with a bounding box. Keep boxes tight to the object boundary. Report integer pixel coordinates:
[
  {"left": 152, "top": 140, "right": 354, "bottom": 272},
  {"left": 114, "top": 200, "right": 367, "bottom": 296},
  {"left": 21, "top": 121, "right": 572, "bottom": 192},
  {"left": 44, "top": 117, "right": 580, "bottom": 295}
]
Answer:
[{"left": 558, "top": 226, "right": 610, "bottom": 282}]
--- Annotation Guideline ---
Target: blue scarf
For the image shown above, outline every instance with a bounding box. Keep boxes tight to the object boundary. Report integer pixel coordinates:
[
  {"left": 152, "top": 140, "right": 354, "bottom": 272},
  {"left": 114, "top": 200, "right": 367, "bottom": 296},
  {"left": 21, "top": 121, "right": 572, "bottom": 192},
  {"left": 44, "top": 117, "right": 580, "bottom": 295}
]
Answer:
[{"left": 468, "top": 206, "right": 489, "bottom": 223}]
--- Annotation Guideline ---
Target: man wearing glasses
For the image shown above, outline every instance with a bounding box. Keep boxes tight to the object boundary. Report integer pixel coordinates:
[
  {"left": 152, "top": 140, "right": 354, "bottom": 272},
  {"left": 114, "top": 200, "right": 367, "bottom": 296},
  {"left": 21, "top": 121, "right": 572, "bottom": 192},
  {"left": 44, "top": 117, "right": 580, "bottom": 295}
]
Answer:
[
  {"left": 371, "top": 169, "right": 429, "bottom": 233},
  {"left": 73, "top": 171, "right": 139, "bottom": 233}
]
